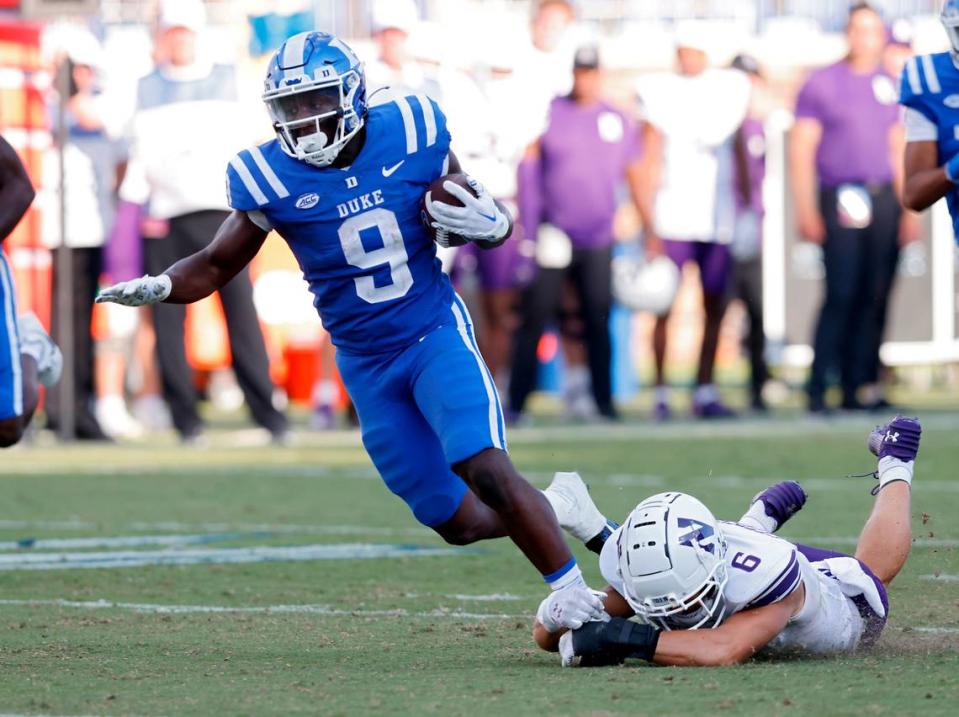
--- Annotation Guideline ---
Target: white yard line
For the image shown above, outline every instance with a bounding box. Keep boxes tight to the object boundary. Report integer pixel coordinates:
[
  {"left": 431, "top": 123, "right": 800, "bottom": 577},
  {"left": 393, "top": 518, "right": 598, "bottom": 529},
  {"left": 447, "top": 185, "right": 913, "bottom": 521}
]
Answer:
[
  {"left": 909, "top": 626, "right": 959, "bottom": 634},
  {"left": 0, "top": 543, "right": 472, "bottom": 571},
  {"left": 0, "top": 598, "right": 522, "bottom": 620},
  {"left": 920, "top": 574, "right": 959, "bottom": 582},
  {"left": 0, "top": 532, "right": 274, "bottom": 551}
]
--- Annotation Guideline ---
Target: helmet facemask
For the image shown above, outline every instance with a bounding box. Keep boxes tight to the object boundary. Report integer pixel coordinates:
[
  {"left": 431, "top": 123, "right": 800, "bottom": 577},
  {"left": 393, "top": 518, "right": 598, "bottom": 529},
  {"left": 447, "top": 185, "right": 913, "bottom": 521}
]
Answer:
[
  {"left": 623, "top": 543, "right": 729, "bottom": 631},
  {"left": 265, "top": 69, "right": 364, "bottom": 168}
]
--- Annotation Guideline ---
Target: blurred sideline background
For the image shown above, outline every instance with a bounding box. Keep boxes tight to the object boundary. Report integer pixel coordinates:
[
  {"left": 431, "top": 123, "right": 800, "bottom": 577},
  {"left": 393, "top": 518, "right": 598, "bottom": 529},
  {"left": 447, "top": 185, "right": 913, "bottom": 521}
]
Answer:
[{"left": 1, "top": 0, "right": 957, "bottom": 441}]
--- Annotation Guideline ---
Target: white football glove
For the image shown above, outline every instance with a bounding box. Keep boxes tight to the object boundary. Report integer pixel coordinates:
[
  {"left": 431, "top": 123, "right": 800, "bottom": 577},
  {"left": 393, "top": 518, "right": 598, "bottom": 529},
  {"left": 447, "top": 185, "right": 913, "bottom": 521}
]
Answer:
[
  {"left": 425, "top": 176, "right": 510, "bottom": 243},
  {"left": 96, "top": 274, "right": 172, "bottom": 307},
  {"left": 536, "top": 584, "right": 609, "bottom": 633}
]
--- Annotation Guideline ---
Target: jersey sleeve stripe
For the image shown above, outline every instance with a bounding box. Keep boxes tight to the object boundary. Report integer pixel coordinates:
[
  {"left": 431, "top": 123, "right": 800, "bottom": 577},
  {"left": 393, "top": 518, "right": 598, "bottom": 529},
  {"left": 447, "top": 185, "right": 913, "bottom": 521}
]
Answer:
[
  {"left": 920, "top": 54, "right": 942, "bottom": 94},
  {"left": 229, "top": 155, "right": 269, "bottom": 206},
  {"left": 905, "top": 57, "right": 922, "bottom": 96},
  {"left": 248, "top": 146, "right": 290, "bottom": 199},
  {"left": 0, "top": 254, "right": 23, "bottom": 416},
  {"left": 394, "top": 96, "right": 418, "bottom": 154},
  {"left": 451, "top": 296, "right": 506, "bottom": 450},
  {"left": 749, "top": 551, "right": 800, "bottom": 608},
  {"left": 415, "top": 94, "right": 438, "bottom": 147},
  {"left": 441, "top": 153, "right": 450, "bottom": 175}
]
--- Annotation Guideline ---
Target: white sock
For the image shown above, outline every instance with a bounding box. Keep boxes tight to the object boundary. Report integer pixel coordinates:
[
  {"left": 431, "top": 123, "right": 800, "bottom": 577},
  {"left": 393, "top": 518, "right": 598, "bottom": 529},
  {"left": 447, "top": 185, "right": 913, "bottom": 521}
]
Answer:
[
  {"left": 546, "top": 561, "right": 582, "bottom": 591},
  {"left": 694, "top": 384, "right": 718, "bottom": 405},
  {"left": 878, "top": 456, "right": 913, "bottom": 490},
  {"left": 739, "top": 501, "right": 778, "bottom": 533}
]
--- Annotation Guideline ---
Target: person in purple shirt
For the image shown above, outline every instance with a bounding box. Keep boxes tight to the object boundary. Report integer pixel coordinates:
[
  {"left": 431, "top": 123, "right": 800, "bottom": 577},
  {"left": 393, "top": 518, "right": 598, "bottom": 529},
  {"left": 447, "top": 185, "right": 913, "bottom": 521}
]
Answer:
[
  {"left": 510, "top": 46, "right": 643, "bottom": 421},
  {"left": 790, "top": 2, "right": 904, "bottom": 414},
  {"left": 729, "top": 54, "right": 769, "bottom": 413}
]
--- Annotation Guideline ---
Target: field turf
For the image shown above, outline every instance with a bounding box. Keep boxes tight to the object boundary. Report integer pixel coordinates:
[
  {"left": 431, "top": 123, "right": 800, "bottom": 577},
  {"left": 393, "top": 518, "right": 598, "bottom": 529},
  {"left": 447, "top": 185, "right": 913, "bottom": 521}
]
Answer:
[{"left": 1, "top": 413, "right": 957, "bottom": 716}]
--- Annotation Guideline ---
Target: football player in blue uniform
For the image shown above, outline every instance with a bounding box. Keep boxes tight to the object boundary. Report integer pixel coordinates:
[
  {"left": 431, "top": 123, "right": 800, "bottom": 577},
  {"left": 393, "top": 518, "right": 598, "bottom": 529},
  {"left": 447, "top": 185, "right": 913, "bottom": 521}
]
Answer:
[
  {"left": 97, "top": 32, "right": 611, "bottom": 627},
  {"left": 0, "top": 135, "right": 63, "bottom": 448},
  {"left": 901, "top": 0, "right": 959, "bottom": 243}
]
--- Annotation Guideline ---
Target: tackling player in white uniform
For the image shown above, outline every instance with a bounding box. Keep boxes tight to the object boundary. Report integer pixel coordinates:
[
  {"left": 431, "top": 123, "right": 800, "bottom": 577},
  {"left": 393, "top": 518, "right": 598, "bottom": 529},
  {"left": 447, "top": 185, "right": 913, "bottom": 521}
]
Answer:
[{"left": 533, "top": 416, "right": 920, "bottom": 666}]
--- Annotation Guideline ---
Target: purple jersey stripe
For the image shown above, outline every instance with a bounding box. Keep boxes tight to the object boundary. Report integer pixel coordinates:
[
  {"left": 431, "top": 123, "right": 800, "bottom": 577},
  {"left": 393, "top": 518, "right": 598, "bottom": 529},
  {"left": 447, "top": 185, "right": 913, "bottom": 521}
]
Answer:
[{"left": 750, "top": 551, "right": 801, "bottom": 608}]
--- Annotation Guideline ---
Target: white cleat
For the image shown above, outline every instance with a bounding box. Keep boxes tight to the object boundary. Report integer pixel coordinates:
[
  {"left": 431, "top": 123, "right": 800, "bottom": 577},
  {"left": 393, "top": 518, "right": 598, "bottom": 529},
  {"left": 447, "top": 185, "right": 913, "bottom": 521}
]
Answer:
[
  {"left": 17, "top": 313, "right": 63, "bottom": 387},
  {"left": 543, "top": 471, "right": 608, "bottom": 543}
]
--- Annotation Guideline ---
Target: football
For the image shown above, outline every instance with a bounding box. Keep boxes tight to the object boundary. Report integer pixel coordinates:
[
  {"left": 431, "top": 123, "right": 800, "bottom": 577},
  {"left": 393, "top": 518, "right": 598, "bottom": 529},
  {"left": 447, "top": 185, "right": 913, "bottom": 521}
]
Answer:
[{"left": 421, "top": 173, "right": 477, "bottom": 247}]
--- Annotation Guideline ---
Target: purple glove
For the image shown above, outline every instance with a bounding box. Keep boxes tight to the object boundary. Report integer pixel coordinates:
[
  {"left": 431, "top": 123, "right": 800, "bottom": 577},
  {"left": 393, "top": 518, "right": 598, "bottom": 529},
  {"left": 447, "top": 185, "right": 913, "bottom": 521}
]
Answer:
[
  {"left": 751, "top": 480, "right": 807, "bottom": 529},
  {"left": 867, "top": 416, "right": 921, "bottom": 462}
]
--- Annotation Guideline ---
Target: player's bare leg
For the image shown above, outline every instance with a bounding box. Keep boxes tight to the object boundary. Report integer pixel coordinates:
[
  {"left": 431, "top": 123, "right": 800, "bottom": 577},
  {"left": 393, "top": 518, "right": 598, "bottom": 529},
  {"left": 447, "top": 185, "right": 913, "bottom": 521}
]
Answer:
[
  {"left": 854, "top": 416, "right": 921, "bottom": 586},
  {"left": 696, "top": 292, "right": 727, "bottom": 386},
  {"left": 454, "top": 448, "right": 574, "bottom": 575},
  {"left": 432, "top": 490, "right": 507, "bottom": 545}
]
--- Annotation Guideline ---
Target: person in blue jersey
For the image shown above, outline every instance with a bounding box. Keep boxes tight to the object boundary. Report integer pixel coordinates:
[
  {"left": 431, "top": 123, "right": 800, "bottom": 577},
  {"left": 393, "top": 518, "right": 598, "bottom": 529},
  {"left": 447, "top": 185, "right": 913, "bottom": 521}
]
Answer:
[
  {"left": 0, "top": 135, "right": 63, "bottom": 447},
  {"left": 901, "top": 0, "right": 959, "bottom": 243},
  {"left": 97, "top": 31, "right": 614, "bottom": 629}
]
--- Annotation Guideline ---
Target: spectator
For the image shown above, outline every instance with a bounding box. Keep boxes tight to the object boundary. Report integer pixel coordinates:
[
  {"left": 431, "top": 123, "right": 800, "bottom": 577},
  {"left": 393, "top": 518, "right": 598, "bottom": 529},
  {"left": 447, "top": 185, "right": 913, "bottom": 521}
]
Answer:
[
  {"left": 729, "top": 53, "right": 769, "bottom": 412},
  {"left": 43, "top": 37, "right": 124, "bottom": 440},
  {"left": 509, "top": 46, "right": 643, "bottom": 422},
  {"left": 790, "top": 2, "right": 903, "bottom": 413},
  {"left": 119, "top": 0, "right": 288, "bottom": 443},
  {"left": 365, "top": 0, "right": 437, "bottom": 97},
  {"left": 636, "top": 23, "right": 751, "bottom": 419}
]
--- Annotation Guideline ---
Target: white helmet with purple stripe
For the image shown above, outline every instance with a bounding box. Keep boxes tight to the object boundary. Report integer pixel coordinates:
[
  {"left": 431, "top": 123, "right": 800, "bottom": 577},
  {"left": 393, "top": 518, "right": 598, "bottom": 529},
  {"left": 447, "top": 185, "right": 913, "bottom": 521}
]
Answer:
[
  {"left": 617, "top": 492, "right": 729, "bottom": 630},
  {"left": 942, "top": 0, "right": 959, "bottom": 57},
  {"left": 263, "top": 31, "right": 367, "bottom": 167}
]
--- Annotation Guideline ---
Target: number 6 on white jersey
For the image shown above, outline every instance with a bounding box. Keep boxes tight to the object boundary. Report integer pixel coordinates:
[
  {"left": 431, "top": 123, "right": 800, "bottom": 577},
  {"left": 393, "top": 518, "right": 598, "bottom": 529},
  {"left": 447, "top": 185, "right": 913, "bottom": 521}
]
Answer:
[{"left": 338, "top": 208, "right": 414, "bottom": 304}]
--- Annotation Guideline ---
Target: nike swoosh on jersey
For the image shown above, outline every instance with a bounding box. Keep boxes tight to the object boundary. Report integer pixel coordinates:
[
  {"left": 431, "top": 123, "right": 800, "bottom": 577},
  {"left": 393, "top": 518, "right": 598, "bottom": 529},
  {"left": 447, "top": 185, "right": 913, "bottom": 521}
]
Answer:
[
  {"left": 382, "top": 161, "right": 405, "bottom": 177},
  {"left": 479, "top": 212, "right": 496, "bottom": 222}
]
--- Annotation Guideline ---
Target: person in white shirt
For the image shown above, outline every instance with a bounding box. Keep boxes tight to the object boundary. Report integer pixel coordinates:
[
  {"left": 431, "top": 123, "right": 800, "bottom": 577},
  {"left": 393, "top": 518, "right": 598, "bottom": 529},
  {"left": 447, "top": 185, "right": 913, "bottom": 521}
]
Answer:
[
  {"left": 636, "top": 23, "right": 751, "bottom": 420},
  {"left": 119, "top": 0, "right": 288, "bottom": 443}
]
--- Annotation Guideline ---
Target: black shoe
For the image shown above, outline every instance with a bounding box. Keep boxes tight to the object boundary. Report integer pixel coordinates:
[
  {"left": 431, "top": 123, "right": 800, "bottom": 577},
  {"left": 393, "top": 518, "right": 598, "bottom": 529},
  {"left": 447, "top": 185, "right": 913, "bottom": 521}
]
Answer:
[
  {"left": 750, "top": 395, "right": 768, "bottom": 413},
  {"left": 808, "top": 395, "right": 832, "bottom": 415}
]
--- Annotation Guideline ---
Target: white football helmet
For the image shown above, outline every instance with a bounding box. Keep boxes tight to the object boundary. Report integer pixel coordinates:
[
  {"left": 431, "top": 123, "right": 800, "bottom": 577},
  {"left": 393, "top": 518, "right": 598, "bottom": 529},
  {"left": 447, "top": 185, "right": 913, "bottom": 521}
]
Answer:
[
  {"left": 943, "top": 0, "right": 959, "bottom": 57},
  {"left": 611, "top": 254, "right": 679, "bottom": 316},
  {"left": 616, "top": 492, "right": 729, "bottom": 630}
]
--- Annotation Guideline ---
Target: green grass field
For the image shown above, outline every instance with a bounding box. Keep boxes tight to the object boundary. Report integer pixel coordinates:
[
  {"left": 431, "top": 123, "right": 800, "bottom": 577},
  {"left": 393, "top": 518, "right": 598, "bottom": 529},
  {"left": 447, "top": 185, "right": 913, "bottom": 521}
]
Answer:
[{"left": 1, "top": 413, "right": 958, "bottom": 716}]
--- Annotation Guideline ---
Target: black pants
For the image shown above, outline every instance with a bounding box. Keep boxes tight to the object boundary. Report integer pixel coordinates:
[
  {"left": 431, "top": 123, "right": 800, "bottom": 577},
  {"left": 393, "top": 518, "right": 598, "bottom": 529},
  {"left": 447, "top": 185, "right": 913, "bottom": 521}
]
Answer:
[
  {"left": 731, "top": 255, "right": 767, "bottom": 403},
  {"left": 808, "top": 184, "right": 900, "bottom": 405},
  {"left": 509, "top": 246, "right": 614, "bottom": 416},
  {"left": 145, "top": 210, "right": 288, "bottom": 438},
  {"left": 46, "top": 246, "right": 102, "bottom": 436}
]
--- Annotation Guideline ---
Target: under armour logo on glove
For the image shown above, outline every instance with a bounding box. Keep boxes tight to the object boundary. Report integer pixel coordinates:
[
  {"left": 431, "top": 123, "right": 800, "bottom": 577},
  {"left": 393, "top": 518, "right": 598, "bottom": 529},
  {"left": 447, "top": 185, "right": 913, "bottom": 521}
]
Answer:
[{"left": 885, "top": 431, "right": 899, "bottom": 443}]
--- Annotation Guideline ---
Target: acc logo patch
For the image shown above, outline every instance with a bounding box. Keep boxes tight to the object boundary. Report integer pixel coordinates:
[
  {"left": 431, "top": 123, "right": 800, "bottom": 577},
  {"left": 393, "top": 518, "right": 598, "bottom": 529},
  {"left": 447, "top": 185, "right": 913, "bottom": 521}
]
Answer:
[
  {"left": 944, "top": 94, "right": 959, "bottom": 109},
  {"left": 295, "top": 192, "right": 320, "bottom": 210}
]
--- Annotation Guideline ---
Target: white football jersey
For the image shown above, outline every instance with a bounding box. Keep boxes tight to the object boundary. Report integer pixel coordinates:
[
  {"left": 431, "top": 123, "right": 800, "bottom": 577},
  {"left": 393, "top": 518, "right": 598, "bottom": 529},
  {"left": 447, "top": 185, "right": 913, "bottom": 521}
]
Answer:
[{"left": 599, "top": 521, "right": 874, "bottom": 655}]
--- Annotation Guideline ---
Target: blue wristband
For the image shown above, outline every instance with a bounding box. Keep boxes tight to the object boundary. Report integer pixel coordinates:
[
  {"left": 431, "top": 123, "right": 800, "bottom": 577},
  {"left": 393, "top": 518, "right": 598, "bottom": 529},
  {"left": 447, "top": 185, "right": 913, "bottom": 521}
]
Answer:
[{"left": 945, "top": 154, "right": 959, "bottom": 183}]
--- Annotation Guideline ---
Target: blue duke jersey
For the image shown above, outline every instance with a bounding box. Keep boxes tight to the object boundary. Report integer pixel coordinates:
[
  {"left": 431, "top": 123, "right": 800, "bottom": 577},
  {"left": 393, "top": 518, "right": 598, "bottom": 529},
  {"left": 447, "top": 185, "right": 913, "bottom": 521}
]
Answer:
[
  {"left": 600, "top": 522, "right": 886, "bottom": 655},
  {"left": 227, "top": 90, "right": 506, "bottom": 529},
  {"left": 900, "top": 52, "right": 959, "bottom": 242},
  {"left": 225, "top": 92, "right": 452, "bottom": 353}
]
